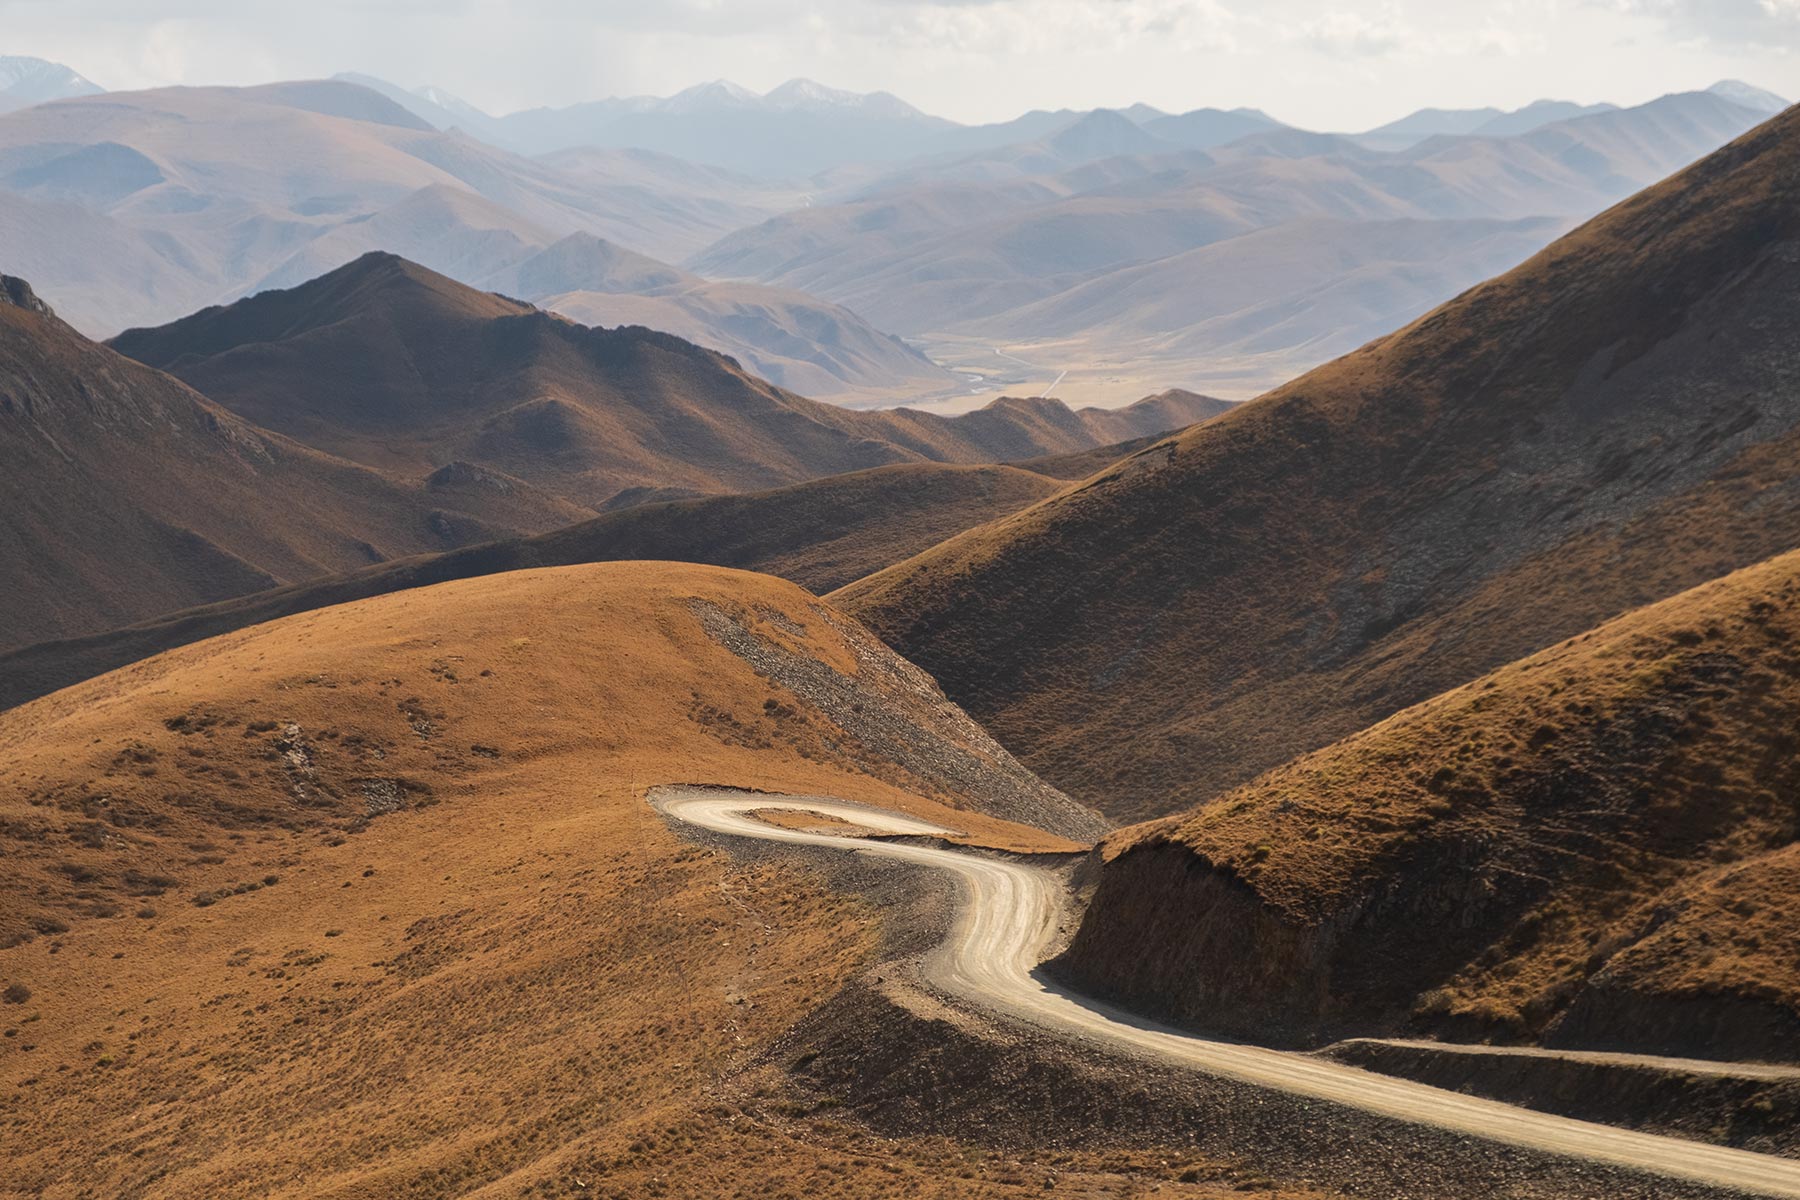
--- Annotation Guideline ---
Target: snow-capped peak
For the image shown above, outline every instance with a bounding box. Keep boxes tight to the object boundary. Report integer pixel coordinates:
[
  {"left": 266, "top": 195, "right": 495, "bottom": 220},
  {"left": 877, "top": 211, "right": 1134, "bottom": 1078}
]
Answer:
[
  {"left": 764, "top": 78, "right": 860, "bottom": 110},
  {"left": 1708, "top": 80, "right": 1790, "bottom": 115},
  {"left": 662, "top": 79, "right": 760, "bottom": 113},
  {"left": 762, "top": 78, "right": 928, "bottom": 120},
  {"left": 0, "top": 55, "right": 102, "bottom": 105},
  {"left": 412, "top": 84, "right": 491, "bottom": 120}
]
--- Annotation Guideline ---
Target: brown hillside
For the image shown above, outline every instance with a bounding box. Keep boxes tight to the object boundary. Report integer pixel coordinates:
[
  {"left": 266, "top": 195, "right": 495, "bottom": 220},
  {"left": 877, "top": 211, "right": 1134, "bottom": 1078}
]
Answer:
[
  {"left": 110, "top": 253, "right": 1223, "bottom": 509},
  {"left": 0, "top": 562, "right": 1172, "bottom": 1199},
  {"left": 839, "top": 105, "right": 1800, "bottom": 823},
  {"left": 1056, "top": 546, "right": 1800, "bottom": 1063},
  {"left": 0, "top": 276, "right": 581, "bottom": 650},
  {"left": 0, "top": 463, "right": 1063, "bottom": 711}
]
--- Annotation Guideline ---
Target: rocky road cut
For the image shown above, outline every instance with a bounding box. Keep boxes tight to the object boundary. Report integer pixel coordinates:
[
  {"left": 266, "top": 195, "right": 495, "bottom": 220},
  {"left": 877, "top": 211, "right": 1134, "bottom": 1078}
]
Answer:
[{"left": 653, "top": 785, "right": 1800, "bottom": 1198}]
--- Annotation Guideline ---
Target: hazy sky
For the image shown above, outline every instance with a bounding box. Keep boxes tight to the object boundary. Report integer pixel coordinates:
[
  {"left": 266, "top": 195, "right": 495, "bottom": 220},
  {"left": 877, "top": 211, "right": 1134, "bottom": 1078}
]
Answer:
[{"left": 5, "top": 0, "right": 1796, "bottom": 129}]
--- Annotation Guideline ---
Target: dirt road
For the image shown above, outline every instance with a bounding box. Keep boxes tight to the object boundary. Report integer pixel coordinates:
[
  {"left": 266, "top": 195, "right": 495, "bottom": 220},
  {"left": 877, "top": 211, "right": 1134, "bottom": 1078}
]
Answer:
[{"left": 653, "top": 785, "right": 1800, "bottom": 1198}]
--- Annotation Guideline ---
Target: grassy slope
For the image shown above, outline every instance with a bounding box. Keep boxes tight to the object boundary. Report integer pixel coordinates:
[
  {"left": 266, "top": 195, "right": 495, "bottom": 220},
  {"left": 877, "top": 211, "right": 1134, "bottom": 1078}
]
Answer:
[
  {"left": 1057, "top": 547, "right": 1800, "bottom": 1060},
  {"left": 838, "top": 106, "right": 1800, "bottom": 824},
  {"left": 0, "top": 463, "right": 1064, "bottom": 712},
  {"left": 0, "top": 563, "right": 1246, "bottom": 1200}
]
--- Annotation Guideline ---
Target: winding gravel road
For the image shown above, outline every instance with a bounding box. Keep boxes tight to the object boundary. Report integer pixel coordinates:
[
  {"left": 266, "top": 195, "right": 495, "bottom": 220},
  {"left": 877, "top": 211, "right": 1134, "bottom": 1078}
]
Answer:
[{"left": 653, "top": 786, "right": 1800, "bottom": 1198}]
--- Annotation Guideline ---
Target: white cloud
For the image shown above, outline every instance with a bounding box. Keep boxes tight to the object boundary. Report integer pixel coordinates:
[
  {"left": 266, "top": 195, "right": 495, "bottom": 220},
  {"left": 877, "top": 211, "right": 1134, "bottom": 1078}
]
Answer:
[
  {"left": 1602, "top": 0, "right": 1800, "bottom": 45},
  {"left": 0, "top": 0, "right": 1790, "bottom": 129},
  {"left": 877, "top": 0, "right": 1240, "bottom": 56},
  {"left": 1292, "top": 8, "right": 1413, "bottom": 56}
]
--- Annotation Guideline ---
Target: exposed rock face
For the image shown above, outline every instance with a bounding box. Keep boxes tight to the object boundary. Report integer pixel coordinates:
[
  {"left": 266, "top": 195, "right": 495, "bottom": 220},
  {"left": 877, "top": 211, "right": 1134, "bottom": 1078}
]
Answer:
[
  {"left": 0, "top": 275, "right": 51, "bottom": 316},
  {"left": 1052, "top": 843, "right": 1337, "bottom": 1046}
]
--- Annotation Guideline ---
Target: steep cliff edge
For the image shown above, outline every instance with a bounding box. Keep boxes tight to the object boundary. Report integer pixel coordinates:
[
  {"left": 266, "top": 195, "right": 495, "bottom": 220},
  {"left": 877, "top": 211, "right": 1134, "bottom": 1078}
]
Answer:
[{"left": 1053, "top": 546, "right": 1800, "bottom": 1061}]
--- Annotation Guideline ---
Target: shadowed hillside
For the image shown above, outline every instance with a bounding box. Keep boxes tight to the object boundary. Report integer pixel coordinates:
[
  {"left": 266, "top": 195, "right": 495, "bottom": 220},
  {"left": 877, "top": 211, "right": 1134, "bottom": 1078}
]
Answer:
[
  {"left": 1057, "top": 546, "right": 1800, "bottom": 1063},
  {"left": 0, "top": 274, "right": 581, "bottom": 650},
  {"left": 0, "top": 464, "right": 1065, "bottom": 711},
  {"left": 839, "top": 106, "right": 1800, "bottom": 823}
]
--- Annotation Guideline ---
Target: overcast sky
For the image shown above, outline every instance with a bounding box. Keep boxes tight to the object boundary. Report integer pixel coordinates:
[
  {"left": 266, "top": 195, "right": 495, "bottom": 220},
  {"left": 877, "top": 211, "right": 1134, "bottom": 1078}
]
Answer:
[{"left": 4, "top": 0, "right": 1796, "bottom": 129}]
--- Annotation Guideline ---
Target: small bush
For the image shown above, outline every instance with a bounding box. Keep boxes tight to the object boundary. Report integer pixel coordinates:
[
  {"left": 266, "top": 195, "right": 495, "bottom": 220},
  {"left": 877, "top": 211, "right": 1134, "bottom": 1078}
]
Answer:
[{"left": 2, "top": 983, "right": 30, "bottom": 1004}]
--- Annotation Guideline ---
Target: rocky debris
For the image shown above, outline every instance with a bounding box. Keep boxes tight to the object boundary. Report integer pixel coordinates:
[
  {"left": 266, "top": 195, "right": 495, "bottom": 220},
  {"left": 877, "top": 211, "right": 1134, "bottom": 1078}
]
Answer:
[
  {"left": 1320, "top": 1039, "right": 1800, "bottom": 1158},
  {"left": 273, "top": 723, "right": 316, "bottom": 800},
  {"left": 274, "top": 723, "right": 313, "bottom": 773},
  {"left": 360, "top": 778, "right": 405, "bottom": 817},
  {"left": 425, "top": 460, "right": 515, "bottom": 494},
  {"left": 691, "top": 597, "right": 1106, "bottom": 843}
]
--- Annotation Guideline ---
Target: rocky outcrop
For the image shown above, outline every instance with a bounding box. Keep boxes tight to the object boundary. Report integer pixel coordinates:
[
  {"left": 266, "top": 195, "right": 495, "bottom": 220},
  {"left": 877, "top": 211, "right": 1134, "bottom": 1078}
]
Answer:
[
  {"left": 1051, "top": 843, "right": 1337, "bottom": 1045},
  {"left": 1050, "top": 832, "right": 1531, "bottom": 1047},
  {"left": 1, "top": 274, "right": 52, "bottom": 317}
]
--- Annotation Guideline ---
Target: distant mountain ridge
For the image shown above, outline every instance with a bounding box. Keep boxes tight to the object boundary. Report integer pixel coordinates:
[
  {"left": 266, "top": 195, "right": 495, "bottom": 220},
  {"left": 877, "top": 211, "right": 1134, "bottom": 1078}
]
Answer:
[
  {"left": 5, "top": 247, "right": 1221, "bottom": 650},
  {"left": 343, "top": 71, "right": 1297, "bottom": 177},
  {"left": 0, "top": 78, "right": 948, "bottom": 397},
  {"left": 691, "top": 86, "right": 1775, "bottom": 400},
  {"left": 109, "top": 252, "right": 1231, "bottom": 508}
]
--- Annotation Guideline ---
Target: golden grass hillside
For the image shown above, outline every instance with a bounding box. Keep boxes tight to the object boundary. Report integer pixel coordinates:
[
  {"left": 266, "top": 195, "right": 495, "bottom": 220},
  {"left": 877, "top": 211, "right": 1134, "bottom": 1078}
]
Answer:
[
  {"left": 838, "top": 105, "right": 1800, "bottom": 824},
  {"left": 1056, "top": 546, "right": 1800, "bottom": 1063},
  {"left": 0, "top": 562, "right": 1216, "bottom": 1200}
]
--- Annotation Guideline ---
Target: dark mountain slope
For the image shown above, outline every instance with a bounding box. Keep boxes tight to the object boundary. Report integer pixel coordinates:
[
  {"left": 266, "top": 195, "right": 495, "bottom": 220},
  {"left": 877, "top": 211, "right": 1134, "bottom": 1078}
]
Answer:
[
  {"left": 0, "top": 276, "right": 577, "bottom": 649},
  {"left": 838, "top": 106, "right": 1800, "bottom": 823},
  {"left": 112, "top": 253, "right": 1225, "bottom": 509},
  {"left": 0, "top": 463, "right": 1062, "bottom": 710}
]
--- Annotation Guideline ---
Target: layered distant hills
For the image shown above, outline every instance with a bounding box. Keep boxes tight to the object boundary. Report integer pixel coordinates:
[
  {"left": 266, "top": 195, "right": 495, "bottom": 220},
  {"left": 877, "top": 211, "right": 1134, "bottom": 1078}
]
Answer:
[
  {"left": 694, "top": 87, "right": 1781, "bottom": 399},
  {"left": 108, "top": 253, "right": 1225, "bottom": 504},
  {"left": 0, "top": 68, "right": 1784, "bottom": 407}
]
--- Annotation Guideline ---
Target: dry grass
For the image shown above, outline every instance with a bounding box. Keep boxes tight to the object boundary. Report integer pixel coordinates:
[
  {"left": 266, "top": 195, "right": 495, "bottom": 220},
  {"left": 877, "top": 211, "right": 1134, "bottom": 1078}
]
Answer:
[
  {"left": 0, "top": 562, "right": 1180, "bottom": 1199},
  {"left": 1063, "top": 546, "right": 1800, "bottom": 1057}
]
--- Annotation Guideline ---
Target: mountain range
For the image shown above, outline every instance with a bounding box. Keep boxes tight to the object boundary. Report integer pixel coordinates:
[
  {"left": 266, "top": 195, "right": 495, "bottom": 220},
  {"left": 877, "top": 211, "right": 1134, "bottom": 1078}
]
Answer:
[
  {"left": 7, "top": 48, "right": 1800, "bottom": 1196},
  {"left": 694, "top": 87, "right": 1781, "bottom": 400},
  {"left": 0, "top": 66, "right": 1786, "bottom": 407},
  {"left": 0, "top": 250, "right": 1222, "bottom": 648}
]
